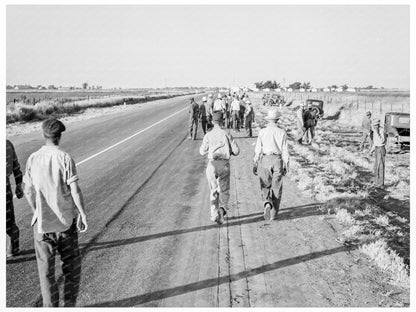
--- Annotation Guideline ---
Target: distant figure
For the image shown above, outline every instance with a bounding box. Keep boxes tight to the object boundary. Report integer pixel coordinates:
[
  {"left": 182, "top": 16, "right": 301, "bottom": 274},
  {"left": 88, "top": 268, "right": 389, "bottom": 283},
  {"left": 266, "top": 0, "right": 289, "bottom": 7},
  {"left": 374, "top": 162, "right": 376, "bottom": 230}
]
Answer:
[
  {"left": 244, "top": 99, "right": 255, "bottom": 137},
  {"left": 23, "top": 118, "right": 88, "bottom": 307},
  {"left": 206, "top": 94, "right": 214, "bottom": 131},
  {"left": 213, "top": 93, "right": 226, "bottom": 114},
  {"left": 199, "top": 112, "right": 239, "bottom": 224},
  {"left": 359, "top": 111, "right": 373, "bottom": 152},
  {"left": 224, "top": 95, "right": 232, "bottom": 129},
  {"left": 6, "top": 139, "right": 24, "bottom": 258},
  {"left": 253, "top": 109, "right": 289, "bottom": 221},
  {"left": 188, "top": 98, "right": 200, "bottom": 140},
  {"left": 239, "top": 98, "right": 246, "bottom": 129},
  {"left": 296, "top": 102, "right": 307, "bottom": 144},
  {"left": 305, "top": 103, "right": 318, "bottom": 145},
  {"left": 369, "top": 118, "right": 386, "bottom": 187},
  {"left": 199, "top": 97, "right": 208, "bottom": 135},
  {"left": 231, "top": 95, "right": 241, "bottom": 131}
]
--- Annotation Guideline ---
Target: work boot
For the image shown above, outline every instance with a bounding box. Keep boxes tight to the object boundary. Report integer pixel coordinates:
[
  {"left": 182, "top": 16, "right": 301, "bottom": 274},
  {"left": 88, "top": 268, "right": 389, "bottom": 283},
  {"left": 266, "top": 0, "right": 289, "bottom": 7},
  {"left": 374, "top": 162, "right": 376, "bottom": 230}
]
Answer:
[{"left": 263, "top": 203, "right": 272, "bottom": 221}]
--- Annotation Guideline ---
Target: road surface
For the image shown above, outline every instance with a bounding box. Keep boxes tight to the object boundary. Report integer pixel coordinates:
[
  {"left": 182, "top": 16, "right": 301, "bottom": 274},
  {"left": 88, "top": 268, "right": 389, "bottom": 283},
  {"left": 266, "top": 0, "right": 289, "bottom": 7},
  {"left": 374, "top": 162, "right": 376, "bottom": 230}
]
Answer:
[{"left": 6, "top": 95, "right": 408, "bottom": 307}]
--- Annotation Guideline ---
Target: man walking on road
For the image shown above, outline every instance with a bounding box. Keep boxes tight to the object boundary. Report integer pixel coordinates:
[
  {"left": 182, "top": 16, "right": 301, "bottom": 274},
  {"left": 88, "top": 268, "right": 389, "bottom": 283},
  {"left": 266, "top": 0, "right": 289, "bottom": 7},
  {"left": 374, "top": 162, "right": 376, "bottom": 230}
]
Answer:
[
  {"left": 200, "top": 112, "right": 240, "bottom": 224},
  {"left": 253, "top": 109, "right": 289, "bottom": 221},
  {"left": 23, "top": 118, "right": 88, "bottom": 307},
  {"left": 231, "top": 95, "right": 241, "bottom": 131},
  {"left": 244, "top": 99, "right": 255, "bottom": 137},
  {"left": 296, "top": 102, "right": 307, "bottom": 144},
  {"left": 369, "top": 118, "right": 386, "bottom": 187},
  {"left": 359, "top": 111, "right": 373, "bottom": 152},
  {"left": 305, "top": 103, "right": 318, "bottom": 145},
  {"left": 199, "top": 97, "right": 208, "bottom": 135},
  {"left": 6, "top": 139, "right": 24, "bottom": 258},
  {"left": 188, "top": 97, "right": 200, "bottom": 140}
]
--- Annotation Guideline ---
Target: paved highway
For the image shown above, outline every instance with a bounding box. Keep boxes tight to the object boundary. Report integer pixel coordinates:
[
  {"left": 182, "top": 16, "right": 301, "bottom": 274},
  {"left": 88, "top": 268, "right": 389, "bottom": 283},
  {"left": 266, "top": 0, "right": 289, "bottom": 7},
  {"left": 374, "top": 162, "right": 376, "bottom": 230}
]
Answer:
[{"left": 6, "top": 94, "right": 226, "bottom": 307}]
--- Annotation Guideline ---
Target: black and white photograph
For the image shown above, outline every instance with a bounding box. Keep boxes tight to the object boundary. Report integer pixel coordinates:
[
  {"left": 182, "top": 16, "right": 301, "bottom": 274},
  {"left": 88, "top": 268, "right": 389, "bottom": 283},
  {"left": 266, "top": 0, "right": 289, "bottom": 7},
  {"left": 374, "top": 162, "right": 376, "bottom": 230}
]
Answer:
[{"left": 2, "top": 1, "right": 413, "bottom": 308}]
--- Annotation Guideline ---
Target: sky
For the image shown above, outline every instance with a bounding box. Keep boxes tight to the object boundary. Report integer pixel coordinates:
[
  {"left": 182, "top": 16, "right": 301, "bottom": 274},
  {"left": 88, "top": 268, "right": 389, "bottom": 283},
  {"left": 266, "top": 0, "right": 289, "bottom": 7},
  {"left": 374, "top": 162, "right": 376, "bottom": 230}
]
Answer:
[{"left": 6, "top": 5, "right": 410, "bottom": 89}]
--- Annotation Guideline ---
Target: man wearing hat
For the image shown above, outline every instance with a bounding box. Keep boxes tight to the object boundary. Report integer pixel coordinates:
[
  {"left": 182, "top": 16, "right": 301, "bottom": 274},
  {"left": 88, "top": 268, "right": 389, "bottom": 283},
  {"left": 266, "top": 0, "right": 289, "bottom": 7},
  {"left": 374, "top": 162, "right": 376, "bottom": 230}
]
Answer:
[
  {"left": 244, "top": 99, "right": 255, "bottom": 137},
  {"left": 206, "top": 94, "right": 214, "bottom": 131},
  {"left": 200, "top": 112, "right": 240, "bottom": 224},
  {"left": 188, "top": 97, "right": 200, "bottom": 140},
  {"left": 6, "top": 139, "right": 24, "bottom": 258},
  {"left": 296, "top": 101, "right": 307, "bottom": 144},
  {"left": 369, "top": 117, "right": 386, "bottom": 187},
  {"left": 23, "top": 118, "right": 88, "bottom": 307},
  {"left": 230, "top": 95, "right": 241, "bottom": 131},
  {"left": 199, "top": 97, "right": 208, "bottom": 135},
  {"left": 359, "top": 110, "right": 373, "bottom": 152},
  {"left": 213, "top": 93, "right": 226, "bottom": 114},
  {"left": 253, "top": 109, "right": 289, "bottom": 221}
]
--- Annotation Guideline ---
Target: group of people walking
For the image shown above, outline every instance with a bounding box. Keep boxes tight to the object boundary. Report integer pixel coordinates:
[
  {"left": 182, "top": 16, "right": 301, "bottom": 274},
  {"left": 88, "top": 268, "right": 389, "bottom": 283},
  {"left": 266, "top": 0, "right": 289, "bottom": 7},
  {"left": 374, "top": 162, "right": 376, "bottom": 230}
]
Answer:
[
  {"left": 6, "top": 93, "right": 389, "bottom": 307},
  {"left": 188, "top": 93, "right": 255, "bottom": 140}
]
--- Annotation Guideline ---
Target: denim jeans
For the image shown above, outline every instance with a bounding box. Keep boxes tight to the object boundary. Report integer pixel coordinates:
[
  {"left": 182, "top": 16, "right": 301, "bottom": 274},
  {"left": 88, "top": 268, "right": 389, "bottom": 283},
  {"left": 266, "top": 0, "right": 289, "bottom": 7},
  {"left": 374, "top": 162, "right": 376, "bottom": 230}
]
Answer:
[
  {"left": 6, "top": 183, "right": 19, "bottom": 255},
  {"left": 258, "top": 155, "right": 284, "bottom": 214},
  {"left": 206, "top": 159, "right": 230, "bottom": 220},
  {"left": 33, "top": 220, "right": 81, "bottom": 307},
  {"left": 374, "top": 146, "right": 386, "bottom": 186}
]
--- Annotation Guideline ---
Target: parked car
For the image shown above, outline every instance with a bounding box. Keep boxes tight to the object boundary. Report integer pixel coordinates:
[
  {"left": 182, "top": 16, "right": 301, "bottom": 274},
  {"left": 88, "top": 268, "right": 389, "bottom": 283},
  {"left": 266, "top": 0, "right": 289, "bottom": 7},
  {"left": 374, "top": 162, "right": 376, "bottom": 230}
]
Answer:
[
  {"left": 306, "top": 99, "right": 324, "bottom": 118},
  {"left": 384, "top": 112, "right": 410, "bottom": 151}
]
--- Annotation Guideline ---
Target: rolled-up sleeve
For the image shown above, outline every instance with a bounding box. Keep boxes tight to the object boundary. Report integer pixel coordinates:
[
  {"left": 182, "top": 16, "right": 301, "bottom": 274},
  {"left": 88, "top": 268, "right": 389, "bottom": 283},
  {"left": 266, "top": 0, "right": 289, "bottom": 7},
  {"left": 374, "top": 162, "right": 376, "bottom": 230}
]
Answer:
[
  {"left": 281, "top": 133, "right": 289, "bottom": 167},
  {"left": 228, "top": 134, "right": 239, "bottom": 156},
  {"left": 66, "top": 156, "right": 79, "bottom": 185}
]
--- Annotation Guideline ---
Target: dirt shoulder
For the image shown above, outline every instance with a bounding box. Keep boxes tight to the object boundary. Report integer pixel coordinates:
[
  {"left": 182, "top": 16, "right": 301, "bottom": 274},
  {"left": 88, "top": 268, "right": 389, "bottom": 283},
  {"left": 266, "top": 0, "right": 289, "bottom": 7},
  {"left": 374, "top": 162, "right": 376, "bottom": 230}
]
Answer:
[{"left": 220, "top": 96, "right": 409, "bottom": 307}]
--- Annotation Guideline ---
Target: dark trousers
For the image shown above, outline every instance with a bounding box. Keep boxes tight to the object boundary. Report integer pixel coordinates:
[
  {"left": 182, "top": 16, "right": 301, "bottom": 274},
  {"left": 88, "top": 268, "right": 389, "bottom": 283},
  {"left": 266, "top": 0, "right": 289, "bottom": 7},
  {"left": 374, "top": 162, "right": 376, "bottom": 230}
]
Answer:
[
  {"left": 189, "top": 118, "right": 198, "bottom": 139},
  {"left": 200, "top": 117, "right": 207, "bottom": 134},
  {"left": 232, "top": 111, "right": 240, "bottom": 130},
  {"left": 245, "top": 119, "right": 252, "bottom": 137},
  {"left": 259, "top": 155, "right": 284, "bottom": 214},
  {"left": 34, "top": 220, "right": 81, "bottom": 307},
  {"left": 360, "top": 131, "right": 373, "bottom": 150},
  {"left": 6, "top": 183, "right": 19, "bottom": 255},
  {"left": 374, "top": 146, "right": 386, "bottom": 186}
]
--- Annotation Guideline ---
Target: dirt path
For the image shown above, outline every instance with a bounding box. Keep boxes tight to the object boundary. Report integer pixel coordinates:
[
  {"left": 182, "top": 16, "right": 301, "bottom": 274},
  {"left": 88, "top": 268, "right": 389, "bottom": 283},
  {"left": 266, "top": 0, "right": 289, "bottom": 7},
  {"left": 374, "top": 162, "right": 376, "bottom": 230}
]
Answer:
[{"left": 218, "top": 126, "right": 408, "bottom": 307}]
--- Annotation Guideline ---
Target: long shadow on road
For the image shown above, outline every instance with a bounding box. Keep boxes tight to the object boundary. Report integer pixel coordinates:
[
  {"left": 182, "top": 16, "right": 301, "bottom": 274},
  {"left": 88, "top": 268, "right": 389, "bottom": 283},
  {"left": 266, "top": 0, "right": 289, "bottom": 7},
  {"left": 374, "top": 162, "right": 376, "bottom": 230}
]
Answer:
[
  {"left": 88, "top": 244, "right": 358, "bottom": 307},
  {"left": 7, "top": 203, "right": 324, "bottom": 265}
]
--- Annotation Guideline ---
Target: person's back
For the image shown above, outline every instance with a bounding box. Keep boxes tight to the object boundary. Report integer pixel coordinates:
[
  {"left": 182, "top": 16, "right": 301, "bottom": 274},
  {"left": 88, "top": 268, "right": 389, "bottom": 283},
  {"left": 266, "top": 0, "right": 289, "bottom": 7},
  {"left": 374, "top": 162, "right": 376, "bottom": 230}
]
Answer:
[
  {"left": 25, "top": 145, "right": 77, "bottom": 231},
  {"left": 190, "top": 101, "right": 199, "bottom": 119},
  {"left": 202, "top": 126, "right": 238, "bottom": 160}
]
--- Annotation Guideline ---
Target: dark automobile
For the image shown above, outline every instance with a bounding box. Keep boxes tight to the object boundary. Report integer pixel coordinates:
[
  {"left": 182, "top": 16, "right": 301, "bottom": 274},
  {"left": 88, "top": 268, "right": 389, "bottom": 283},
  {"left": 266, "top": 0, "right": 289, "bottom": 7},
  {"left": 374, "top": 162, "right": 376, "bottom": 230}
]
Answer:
[
  {"left": 384, "top": 112, "right": 410, "bottom": 151},
  {"left": 306, "top": 99, "right": 324, "bottom": 117},
  {"left": 262, "top": 94, "right": 286, "bottom": 106}
]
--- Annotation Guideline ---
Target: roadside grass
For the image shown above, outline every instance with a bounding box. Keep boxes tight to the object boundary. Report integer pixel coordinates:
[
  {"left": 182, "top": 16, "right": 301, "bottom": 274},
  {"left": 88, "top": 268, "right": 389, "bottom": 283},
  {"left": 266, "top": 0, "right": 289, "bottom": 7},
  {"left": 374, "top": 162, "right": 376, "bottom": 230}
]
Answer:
[
  {"left": 250, "top": 92, "right": 410, "bottom": 289},
  {"left": 6, "top": 93, "right": 185, "bottom": 124}
]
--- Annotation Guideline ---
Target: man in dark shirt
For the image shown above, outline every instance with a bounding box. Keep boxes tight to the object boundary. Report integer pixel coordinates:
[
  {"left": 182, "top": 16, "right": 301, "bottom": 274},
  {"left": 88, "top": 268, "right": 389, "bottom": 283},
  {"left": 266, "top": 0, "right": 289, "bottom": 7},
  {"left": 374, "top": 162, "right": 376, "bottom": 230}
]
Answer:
[
  {"left": 359, "top": 111, "right": 373, "bottom": 152},
  {"left": 189, "top": 98, "right": 200, "bottom": 140},
  {"left": 6, "top": 139, "right": 24, "bottom": 257}
]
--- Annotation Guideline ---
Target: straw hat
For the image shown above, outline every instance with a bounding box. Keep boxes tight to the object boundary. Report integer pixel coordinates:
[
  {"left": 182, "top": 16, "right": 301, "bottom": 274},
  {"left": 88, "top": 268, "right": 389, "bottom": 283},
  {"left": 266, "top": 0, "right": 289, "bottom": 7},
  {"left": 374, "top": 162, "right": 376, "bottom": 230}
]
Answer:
[{"left": 265, "top": 109, "right": 281, "bottom": 121}]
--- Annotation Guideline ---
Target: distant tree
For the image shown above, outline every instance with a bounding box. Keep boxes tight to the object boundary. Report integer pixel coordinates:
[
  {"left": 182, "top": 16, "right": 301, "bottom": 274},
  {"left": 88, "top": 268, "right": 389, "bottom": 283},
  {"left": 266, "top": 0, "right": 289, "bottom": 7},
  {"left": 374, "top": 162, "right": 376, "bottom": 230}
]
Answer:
[
  {"left": 82, "top": 82, "right": 88, "bottom": 89},
  {"left": 342, "top": 84, "right": 348, "bottom": 91},
  {"left": 301, "top": 82, "right": 311, "bottom": 90},
  {"left": 289, "top": 82, "right": 302, "bottom": 90},
  {"left": 330, "top": 84, "right": 337, "bottom": 89},
  {"left": 6, "top": 85, "right": 13, "bottom": 89},
  {"left": 48, "top": 85, "right": 57, "bottom": 90},
  {"left": 365, "top": 85, "right": 373, "bottom": 89}
]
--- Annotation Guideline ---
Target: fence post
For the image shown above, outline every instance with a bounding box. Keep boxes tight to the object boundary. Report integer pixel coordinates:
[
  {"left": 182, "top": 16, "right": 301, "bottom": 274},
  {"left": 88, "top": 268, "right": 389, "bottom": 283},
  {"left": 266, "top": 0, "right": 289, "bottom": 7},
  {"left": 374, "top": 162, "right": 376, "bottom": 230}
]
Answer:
[
  {"left": 379, "top": 100, "right": 382, "bottom": 113},
  {"left": 391, "top": 102, "right": 392, "bottom": 112},
  {"left": 371, "top": 102, "right": 373, "bottom": 111},
  {"left": 402, "top": 102, "right": 404, "bottom": 112}
]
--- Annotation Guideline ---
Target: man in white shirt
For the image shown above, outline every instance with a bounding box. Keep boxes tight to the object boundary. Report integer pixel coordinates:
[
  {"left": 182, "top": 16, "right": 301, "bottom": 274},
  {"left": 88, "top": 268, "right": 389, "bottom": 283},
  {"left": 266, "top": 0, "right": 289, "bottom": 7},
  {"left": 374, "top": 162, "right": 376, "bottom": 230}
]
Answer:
[
  {"left": 253, "top": 109, "right": 289, "bottom": 221},
  {"left": 200, "top": 112, "right": 240, "bottom": 224},
  {"left": 24, "top": 119, "right": 88, "bottom": 307},
  {"left": 369, "top": 118, "right": 386, "bottom": 187},
  {"left": 231, "top": 95, "right": 241, "bottom": 131}
]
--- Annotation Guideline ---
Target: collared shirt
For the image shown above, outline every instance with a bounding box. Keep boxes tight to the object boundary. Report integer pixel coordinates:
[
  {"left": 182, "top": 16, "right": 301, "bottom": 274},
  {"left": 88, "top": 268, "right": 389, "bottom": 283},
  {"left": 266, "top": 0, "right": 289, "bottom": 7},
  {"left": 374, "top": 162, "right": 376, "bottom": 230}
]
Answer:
[
  {"left": 362, "top": 116, "right": 371, "bottom": 132},
  {"left": 372, "top": 127, "right": 386, "bottom": 147},
  {"left": 206, "top": 98, "right": 214, "bottom": 115},
  {"left": 231, "top": 99, "right": 240, "bottom": 111},
  {"left": 200, "top": 125, "right": 240, "bottom": 160},
  {"left": 23, "top": 145, "right": 79, "bottom": 233},
  {"left": 254, "top": 123, "right": 289, "bottom": 166},
  {"left": 213, "top": 99, "right": 226, "bottom": 112},
  {"left": 199, "top": 103, "right": 207, "bottom": 118},
  {"left": 6, "top": 139, "right": 22, "bottom": 186},
  {"left": 189, "top": 102, "right": 199, "bottom": 119}
]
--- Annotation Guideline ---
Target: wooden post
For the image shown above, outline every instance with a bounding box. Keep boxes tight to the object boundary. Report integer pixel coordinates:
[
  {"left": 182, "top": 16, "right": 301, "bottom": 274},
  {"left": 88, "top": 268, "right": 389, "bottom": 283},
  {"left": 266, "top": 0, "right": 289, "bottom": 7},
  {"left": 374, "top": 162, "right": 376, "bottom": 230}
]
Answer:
[
  {"left": 391, "top": 102, "right": 392, "bottom": 112},
  {"left": 379, "top": 100, "right": 382, "bottom": 113},
  {"left": 372, "top": 102, "right": 373, "bottom": 111}
]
